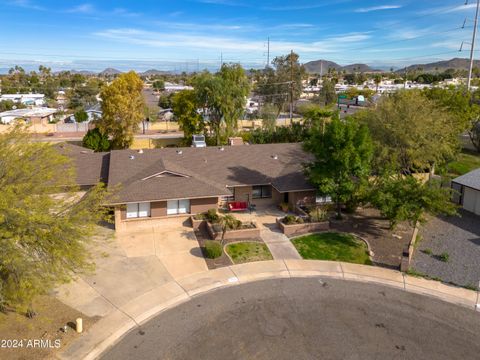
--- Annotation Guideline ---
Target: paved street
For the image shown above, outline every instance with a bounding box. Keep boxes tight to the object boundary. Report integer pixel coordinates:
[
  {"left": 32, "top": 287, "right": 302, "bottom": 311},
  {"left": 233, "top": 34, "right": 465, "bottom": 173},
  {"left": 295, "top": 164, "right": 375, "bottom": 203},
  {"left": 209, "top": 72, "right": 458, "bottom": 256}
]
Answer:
[{"left": 102, "top": 278, "right": 480, "bottom": 360}]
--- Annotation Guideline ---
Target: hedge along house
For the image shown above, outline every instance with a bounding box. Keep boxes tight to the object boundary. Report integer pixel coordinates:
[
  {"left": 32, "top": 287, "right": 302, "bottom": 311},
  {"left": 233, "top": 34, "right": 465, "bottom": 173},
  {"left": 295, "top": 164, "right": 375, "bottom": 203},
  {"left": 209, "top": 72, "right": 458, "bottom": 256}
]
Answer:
[{"left": 68, "top": 143, "right": 317, "bottom": 232}]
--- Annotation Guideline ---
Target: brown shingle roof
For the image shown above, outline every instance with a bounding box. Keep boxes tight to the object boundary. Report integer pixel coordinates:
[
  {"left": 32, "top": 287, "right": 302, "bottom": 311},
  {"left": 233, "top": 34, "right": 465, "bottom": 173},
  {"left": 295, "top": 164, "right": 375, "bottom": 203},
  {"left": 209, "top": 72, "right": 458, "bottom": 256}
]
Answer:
[
  {"left": 106, "top": 143, "right": 314, "bottom": 204},
  {"left": 57, "top": 143, "right": 110, "bottom": 186}
]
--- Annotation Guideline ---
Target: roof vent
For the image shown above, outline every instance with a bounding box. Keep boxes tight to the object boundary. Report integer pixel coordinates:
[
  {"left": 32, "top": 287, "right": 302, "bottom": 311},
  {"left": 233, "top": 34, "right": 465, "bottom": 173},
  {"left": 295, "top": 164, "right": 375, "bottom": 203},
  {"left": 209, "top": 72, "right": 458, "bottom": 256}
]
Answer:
[
  {"left": 138, "top": 149, "right": 144, "bottom": 154},
  {"left": 129, "top": 155, "right": 135, "bottom": 160},
  {"left": 176, "top": 150, "right": 183, "bottom": 155},
  {"left": 272, "top": 154, "right": 278, "bottom": 160}
]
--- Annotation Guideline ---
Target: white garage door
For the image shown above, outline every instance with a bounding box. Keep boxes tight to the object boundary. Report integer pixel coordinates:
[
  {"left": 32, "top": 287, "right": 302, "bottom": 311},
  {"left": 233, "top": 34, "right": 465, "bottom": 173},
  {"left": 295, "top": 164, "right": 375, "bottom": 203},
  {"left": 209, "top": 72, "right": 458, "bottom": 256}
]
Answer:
[
  {"left": 463, "top": 188, "right": 480, "bottom": 215},
  {"left": 167, "top": 199, "right": 190, "bottom": 215}
]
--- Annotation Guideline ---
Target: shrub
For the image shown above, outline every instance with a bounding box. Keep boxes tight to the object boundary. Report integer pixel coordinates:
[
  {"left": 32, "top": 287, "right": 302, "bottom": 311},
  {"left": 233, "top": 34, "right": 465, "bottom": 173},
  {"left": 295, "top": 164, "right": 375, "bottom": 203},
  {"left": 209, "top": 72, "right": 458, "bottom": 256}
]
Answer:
[
  {"left": 204, "top": 240, "right": 223, "bottom": 259},
  {"left": 296, "top": 217, "right": 304, "bottom": 224},
  {"left": 439, "top": 252, "right": 449, "bottom": 262},
  {"left": 82, "top": 128, "right": 111, "bottom": 152},
  {"left": 309, "top": 207, "right": 327, "bottom": 222},
  {"left": 279, "top": 202, "right": 289, "bottom": 212},
  {"left": 205, "top": 208, "right": 219, "bottom": 223},
  {"left": 421, "top": 248, "right": 432, "bottom": 255},
  {"left": 193, "top": 213, "right": 206, "bottom": 220},
  {"left": 283, "top": 215, "right": 297, "bottom": 225}
]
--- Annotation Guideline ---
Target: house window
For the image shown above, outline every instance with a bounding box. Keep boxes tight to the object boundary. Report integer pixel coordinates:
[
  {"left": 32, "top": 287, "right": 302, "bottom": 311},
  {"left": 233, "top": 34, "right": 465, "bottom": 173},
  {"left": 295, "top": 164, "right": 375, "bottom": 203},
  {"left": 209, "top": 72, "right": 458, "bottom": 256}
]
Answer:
[
  {"left": 316, "top": 195, "right": 332, "bottom": 204},
  {"left": 167, "top": 199, "right": 190, "bottom": 215},
  {"left": 126, "top": 202, "right": 151, "bottom": 219},
  {"left": 252, "top": 185, "right": 272, "bottom": 199}
]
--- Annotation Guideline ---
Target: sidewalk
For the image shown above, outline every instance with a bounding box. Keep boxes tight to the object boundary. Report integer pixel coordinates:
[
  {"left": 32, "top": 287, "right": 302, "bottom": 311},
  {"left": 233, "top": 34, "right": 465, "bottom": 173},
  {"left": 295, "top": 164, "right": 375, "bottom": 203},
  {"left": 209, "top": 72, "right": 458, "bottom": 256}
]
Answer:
[
  {"left": 57, "top": 260, "right": 480, "bottom": 360},
  {"left": 260, "top": 227, "right": 301, "bottom": 260}
]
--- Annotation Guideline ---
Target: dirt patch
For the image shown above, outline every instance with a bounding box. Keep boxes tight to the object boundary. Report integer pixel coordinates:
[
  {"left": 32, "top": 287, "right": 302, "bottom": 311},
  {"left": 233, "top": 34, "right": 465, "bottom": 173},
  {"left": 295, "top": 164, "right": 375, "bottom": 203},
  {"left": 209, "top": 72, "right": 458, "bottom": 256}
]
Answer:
[
  {"left": 330, "top": 207, "right": 413, "bottom": 270},
  {"left": 0, "top": 295, "right": 99, "bottom": 360}
]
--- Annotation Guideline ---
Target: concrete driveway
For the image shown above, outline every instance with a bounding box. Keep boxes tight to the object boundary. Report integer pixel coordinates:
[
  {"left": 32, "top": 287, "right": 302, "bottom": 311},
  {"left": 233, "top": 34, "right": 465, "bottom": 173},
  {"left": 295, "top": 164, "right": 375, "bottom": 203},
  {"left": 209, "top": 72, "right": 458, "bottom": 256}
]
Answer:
[{"left": 56, "top": 218, "right": 207, "bottom": 317}]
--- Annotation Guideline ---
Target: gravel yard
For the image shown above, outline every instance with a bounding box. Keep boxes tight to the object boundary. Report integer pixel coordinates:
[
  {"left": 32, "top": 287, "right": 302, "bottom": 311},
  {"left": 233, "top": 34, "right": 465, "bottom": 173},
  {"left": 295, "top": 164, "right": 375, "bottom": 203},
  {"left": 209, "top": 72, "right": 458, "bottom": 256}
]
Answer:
[{"left": 411, "top": 210, "right": 480, "bottom": 289}]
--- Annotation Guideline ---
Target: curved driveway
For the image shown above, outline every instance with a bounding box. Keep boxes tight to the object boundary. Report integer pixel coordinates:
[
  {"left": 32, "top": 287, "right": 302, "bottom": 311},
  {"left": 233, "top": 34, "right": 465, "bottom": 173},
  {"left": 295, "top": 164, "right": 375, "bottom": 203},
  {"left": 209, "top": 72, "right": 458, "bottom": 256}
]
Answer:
[{"left": 102, "top": 278, "right": 480, "bottom": 360}]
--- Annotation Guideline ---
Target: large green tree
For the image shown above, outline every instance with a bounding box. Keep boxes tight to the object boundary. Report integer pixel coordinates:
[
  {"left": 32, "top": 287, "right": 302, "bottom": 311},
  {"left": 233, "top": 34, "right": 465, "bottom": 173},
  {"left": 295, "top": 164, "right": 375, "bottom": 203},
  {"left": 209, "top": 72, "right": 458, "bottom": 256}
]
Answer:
[
  {"left": 254, "top": 52, "right": 305, "bottom": 112},
  {"left": 0, "top": 127, "right": 109, "bottom": 312},
  {"left": 98, "top": 71, "right": 145, "bottom": 149},
  {"left": 369, "top": 175, "right": 457, "bottom": 229},
  {"left": 355, "top": 90, "right": 459, "bottom": 174},
  {"left": 172, "top": 90, "right": 204, "bottom": 145},
  {"left": 194, "top": 64, "right": 250, "bottom": 145},
  {"left": 304, "top": 117, "right": 374, "bottom": 218}
]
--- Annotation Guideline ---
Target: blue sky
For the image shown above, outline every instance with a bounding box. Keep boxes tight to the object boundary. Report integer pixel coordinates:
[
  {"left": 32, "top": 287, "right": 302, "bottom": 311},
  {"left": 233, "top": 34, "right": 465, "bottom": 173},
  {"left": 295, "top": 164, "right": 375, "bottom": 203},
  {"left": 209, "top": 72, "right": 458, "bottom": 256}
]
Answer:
[{"left": 0, "top": 0, "right": 477, "bottom": 72}]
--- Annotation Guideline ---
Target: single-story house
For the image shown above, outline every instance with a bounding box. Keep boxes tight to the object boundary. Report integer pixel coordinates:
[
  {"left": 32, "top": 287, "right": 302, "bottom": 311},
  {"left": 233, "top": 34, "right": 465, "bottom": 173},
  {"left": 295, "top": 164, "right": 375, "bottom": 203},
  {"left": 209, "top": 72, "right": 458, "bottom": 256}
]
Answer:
[
  {"left": 0, "top": 108, "right": 58, "bottom": 125},
  {"left": 0, "top": 93, "right": 45, "bottom": 106},
  {"left": 452, "top": 168, "right": 480, "bottom": 215},
  {"left": 68, "top": 143, "right": 318, "bottom": 231}
]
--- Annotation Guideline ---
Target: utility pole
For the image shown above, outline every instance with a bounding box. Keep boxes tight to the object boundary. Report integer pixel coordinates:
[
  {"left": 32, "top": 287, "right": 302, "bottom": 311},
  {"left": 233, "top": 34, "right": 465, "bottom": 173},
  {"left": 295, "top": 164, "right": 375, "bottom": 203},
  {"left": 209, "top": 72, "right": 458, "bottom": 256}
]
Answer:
[
  {"left": 266, "top": 37, "right": 270, "bottom": 68},
  {"left": 404, "top": 67, "right": 407, "bottom": 89},
  {"left": 289, "top": 50, "right": 294, "bottom": 125},
  {"left": 467, "top": 0, "right": 480, "bottom": 91}
]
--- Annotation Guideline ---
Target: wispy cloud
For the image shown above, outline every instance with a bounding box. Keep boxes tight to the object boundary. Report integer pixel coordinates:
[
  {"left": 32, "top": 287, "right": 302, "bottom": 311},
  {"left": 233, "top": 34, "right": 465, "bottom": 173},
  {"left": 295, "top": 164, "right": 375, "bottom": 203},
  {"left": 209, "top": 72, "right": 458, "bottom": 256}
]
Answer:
[
  {"left": 263, "top": 0, "right": 353, "bottom": 11},
  {"left": 66, "top": 3, "right": 95, "bottom": 14},
  {"left": 355, "top": 5, "right": 402, "bottom": 13},
  {"left": 94, "top": 28, "right": 371, "bottom": 55},
  {"left": 8, "top": 0, "right": 44, "bottom": 10},
  {"left": 420, "top": 3, "right": 477, "bottom": 15},
  {"left": 195, "top": 0, "right": 243, "bottom": 6}
]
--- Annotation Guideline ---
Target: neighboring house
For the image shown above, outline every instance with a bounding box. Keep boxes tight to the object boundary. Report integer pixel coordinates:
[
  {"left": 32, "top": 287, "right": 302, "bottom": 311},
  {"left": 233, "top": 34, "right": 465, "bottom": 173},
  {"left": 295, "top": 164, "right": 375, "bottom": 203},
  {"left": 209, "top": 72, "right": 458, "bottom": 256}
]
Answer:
[
  {"left": 452, "top": 168, "right": 480, "bottom": 216},
  {"left": 0, "top": 93, "right": 45, "bottom": 106},
  {"left": 70, "top": 143, "right": 317, "bottom": 231},
  {"left": 0, "top": 108, "right": 58, "bottom": 125},
  {"left": 164, "top": 82, "right": 193, "bottom": 93}
]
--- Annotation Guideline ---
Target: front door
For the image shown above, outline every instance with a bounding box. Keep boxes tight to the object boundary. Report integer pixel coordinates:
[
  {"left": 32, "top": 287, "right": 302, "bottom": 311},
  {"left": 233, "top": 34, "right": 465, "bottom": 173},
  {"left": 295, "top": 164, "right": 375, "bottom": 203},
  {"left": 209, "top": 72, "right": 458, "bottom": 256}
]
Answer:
[{"left": 284, "top": 192, "right": 289, "bottom": 203}]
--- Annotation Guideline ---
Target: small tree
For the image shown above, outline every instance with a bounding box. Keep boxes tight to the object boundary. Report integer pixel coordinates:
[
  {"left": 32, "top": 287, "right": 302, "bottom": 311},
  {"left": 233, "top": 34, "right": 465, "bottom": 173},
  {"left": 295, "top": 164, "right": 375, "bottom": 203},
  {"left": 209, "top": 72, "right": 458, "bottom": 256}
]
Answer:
[
  {"left": 82, "top": 128, "right": 111, "bottom": 152},
  {"left": 260, "top": 103, "right": 278, "bottom": 132},
  {"left": 304, "top": 117, "right": 373, "bottom": 218},
  {"left": 152, "top": 79, "right": 165, "bottom": 92},
  {"left": 98, "top": 71, "right": 144, "bottom": 149},
  {"left": 369, "top": 175, "right": 457, "bottom": 229},
  {"left": 469, "top": 118, "right": 480, "bottom": 153},
  {"left": 172, "top": 90, "right": 204, "bottom": 145},
  {"left": 74, "top": 108, "right": 89, "bottom": 123},
  {"left": 217, "top": 215, "right": 240, "bottom": 244}
]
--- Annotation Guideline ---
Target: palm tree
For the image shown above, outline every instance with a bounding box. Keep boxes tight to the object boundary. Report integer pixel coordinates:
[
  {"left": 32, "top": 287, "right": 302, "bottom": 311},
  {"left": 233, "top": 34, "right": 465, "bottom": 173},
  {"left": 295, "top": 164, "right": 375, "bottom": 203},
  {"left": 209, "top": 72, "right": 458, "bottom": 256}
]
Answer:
[{"left": 218, "top": 214, "right": 240, "bottom": 245}]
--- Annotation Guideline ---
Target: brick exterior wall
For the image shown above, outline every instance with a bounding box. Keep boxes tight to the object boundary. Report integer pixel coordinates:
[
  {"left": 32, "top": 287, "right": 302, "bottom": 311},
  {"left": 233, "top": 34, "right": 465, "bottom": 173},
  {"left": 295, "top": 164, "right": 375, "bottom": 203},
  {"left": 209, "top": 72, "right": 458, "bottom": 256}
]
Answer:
[
  {"left": 190, "top": 197, "right": 219, "bottom": 214},
  {"left": 151, "top": 201, "right": 167, "bottom": 217},
  {"left": 234, "top": 186, "right": 252, "bottom": 202}
]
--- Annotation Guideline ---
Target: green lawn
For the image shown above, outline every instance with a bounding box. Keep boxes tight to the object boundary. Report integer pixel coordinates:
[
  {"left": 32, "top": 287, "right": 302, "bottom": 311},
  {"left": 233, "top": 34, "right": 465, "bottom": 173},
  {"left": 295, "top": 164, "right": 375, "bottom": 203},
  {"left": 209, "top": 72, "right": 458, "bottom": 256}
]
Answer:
[
  {"left": 291, "top": 232, "right": 372, "bottom": 265},
  {"left": 225, "top": 242, "right": 273, "bottom": 264},
  {"left": 445, "top": 149, "right": 480, "bottom": 177}
]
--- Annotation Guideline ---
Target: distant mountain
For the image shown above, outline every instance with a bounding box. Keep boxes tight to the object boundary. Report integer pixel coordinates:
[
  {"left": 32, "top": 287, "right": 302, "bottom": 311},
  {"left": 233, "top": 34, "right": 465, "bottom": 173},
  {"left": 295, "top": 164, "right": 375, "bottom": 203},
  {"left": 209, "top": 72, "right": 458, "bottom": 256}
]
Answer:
[
  {"left": 99, "top": 68, "right": 122, "bottom": 76},
  {"left": 304, "top": 60, "right": 377, "bottom": 74},
  {"left": 396, "top": 58, "right": 480, "bottom": 73},
  {"left": 140, "top": 69, "right": 171, "bottom": 76},
  {"left": 304, "top": 60, "right": 342, "bottom": 74}
]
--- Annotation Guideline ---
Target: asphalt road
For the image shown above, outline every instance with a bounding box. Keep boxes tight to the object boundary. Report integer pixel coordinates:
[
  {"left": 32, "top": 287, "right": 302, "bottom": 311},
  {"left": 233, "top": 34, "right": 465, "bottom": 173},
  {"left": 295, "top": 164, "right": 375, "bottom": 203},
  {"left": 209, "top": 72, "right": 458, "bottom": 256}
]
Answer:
[{"left": 102, "top": 278, "right": 480, "bottom": 360}]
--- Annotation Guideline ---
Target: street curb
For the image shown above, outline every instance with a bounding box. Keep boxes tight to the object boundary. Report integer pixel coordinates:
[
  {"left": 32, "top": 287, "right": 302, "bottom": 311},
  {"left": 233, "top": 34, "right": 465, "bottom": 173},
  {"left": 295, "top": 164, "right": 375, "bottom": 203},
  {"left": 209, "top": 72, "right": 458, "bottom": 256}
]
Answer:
[{"left": 57, "top": 260, "right": 479, "bottom": 360}]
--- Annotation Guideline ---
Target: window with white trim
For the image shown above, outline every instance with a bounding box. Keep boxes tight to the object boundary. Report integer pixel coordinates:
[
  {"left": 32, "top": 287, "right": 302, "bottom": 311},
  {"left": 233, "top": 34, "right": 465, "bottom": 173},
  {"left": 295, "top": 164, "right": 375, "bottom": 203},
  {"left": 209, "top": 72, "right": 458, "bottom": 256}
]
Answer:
[{"left": 126, "top": 202, "right": 151, "bottom": 218}]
